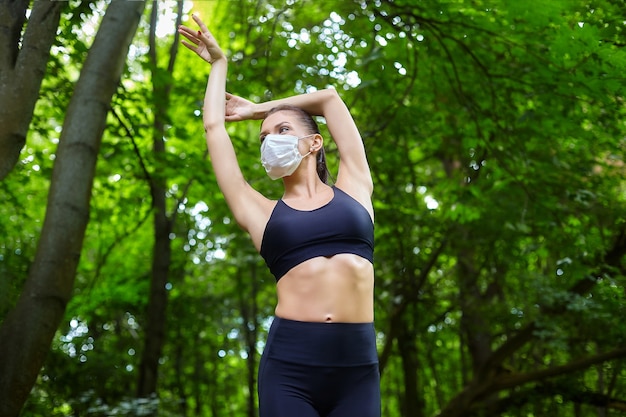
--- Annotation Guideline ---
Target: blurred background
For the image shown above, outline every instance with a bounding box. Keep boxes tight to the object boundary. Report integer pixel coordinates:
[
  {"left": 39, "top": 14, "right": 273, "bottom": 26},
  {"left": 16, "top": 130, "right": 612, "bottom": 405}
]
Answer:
[{"left": 0, "top": 0, "right": 625, "bottom": 416}]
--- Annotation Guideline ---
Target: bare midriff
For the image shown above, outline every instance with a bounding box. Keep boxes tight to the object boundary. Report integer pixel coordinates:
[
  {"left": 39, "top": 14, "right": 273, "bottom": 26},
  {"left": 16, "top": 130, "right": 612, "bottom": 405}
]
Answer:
[{"left": 274, "top": 253, "right": 374, "bottom": 323}]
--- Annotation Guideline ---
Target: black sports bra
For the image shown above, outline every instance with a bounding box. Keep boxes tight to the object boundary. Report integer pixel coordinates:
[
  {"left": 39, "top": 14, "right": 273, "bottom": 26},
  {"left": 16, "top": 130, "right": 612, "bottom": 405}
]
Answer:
[{"left": 260, "top": 186, "right": 374, "bottom": 281}]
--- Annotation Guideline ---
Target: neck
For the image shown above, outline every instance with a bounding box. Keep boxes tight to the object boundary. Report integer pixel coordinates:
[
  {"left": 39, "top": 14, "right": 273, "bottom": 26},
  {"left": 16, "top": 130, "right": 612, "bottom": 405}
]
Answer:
[{"left": 283, "top": 176, "right": 328, "bottom": 199}]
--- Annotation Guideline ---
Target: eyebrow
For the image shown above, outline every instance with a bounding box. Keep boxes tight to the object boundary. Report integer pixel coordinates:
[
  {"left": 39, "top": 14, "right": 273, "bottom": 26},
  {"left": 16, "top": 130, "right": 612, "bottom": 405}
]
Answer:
[{"left": 259, "top": 121, "right": 292, "bottom": 138}]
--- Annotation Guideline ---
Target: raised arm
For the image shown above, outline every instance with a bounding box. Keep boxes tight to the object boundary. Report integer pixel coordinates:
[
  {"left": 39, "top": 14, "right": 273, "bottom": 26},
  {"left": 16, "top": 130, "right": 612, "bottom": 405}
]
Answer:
[
  {"left": 227, "top": 89, "right": 373, "bottom": 204},
  {"left": 178, "top": 16, "right": 272, "bottom": 241}
]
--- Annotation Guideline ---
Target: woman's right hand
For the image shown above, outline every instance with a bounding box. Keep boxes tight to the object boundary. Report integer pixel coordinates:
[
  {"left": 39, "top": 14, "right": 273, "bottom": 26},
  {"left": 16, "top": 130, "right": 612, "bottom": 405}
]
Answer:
[{"left": 178, "top": 14, "right": 226, "bottom": 64}]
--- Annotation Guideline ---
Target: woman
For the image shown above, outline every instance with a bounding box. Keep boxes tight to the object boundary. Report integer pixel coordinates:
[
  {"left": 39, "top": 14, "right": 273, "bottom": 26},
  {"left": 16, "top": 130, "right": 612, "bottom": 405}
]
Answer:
[{"left": 179, "top": 15, "right": 380, "bottom": 417}]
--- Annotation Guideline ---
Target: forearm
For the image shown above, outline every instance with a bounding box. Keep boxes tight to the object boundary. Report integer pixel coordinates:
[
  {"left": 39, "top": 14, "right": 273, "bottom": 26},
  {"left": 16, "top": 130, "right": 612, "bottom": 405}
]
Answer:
[
  {"left": 251, "top": 88, "right": 340, "bottom": 119},
  {"left": 200, "top": 59, "right": 248, "bottom": 208},
  {"left": 203, "top": 59, "right": 228, "bottom": 131}
]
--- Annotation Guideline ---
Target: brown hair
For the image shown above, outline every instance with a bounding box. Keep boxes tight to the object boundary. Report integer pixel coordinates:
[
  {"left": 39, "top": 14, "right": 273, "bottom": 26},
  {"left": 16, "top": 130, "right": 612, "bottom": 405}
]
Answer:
[{"left": 265, "top": 104, "right": 331, "bottom": 184}]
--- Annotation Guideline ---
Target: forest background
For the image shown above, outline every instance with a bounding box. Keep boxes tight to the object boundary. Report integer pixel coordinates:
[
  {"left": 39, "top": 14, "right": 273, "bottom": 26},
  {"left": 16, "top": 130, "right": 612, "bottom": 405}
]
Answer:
[{"left": 0, "top": 0, "right": 625, "bottom": 416}]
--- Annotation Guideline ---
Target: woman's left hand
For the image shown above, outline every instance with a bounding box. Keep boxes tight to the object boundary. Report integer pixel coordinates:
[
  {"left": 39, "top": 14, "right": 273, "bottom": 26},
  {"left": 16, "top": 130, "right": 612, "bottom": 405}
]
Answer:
[
  {"left": 178, "top": 14, "right": 226, "bottom": 64},
  {"left": 225, "top": 93, "right": 257, "bottom": 121}
]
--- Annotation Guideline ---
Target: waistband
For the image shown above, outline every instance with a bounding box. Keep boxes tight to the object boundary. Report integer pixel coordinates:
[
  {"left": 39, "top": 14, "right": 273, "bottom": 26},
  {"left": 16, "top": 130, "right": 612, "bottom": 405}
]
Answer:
[{"left": 263, "top": 317, "right": 379, "bottom": 367}]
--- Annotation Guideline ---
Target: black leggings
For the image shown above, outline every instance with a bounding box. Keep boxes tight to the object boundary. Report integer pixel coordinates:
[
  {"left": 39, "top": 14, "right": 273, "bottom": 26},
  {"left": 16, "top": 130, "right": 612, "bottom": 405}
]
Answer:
[{"left": 258, "top": 317, "right": 381, "bottom": 417}]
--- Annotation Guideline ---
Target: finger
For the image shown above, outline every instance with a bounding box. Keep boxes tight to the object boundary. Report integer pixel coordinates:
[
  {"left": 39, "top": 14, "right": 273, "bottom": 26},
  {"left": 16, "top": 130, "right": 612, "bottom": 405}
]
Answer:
[
  {"left": 180, "top": 36, "right": 199, "bottom": 48},
  {"left": 192, "top": 14, "right": 211, "bottom": 34},
  {"left": 178, "top": 27, "right": 200, "bottom": 44},
  {"left": 180, "top": 34, "right": 200, "bottom": 46},
  {"left": 181, "top": 40, "right": 197, "bottom": 51},
  {"left": 196, "top": 31, "right": 219, "bottom": 51},
  {"left": 192, "top": 15, "right": 216, "bottom": 39},
  {"left": 225, "top": 115, "right": 243, "bottom": 122},
  {"left": 178, "top": 25, "right": 196, "bottom": 36}
]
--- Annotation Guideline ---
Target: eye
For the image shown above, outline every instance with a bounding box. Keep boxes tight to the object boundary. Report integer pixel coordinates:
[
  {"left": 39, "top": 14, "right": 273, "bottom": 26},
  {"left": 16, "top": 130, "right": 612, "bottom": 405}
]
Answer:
[
  {"left": 279, "top": 126, "right": 290, "bottom": 134},
  {"left": 259, "top": 134, "right": 266, "bottom": 143}
]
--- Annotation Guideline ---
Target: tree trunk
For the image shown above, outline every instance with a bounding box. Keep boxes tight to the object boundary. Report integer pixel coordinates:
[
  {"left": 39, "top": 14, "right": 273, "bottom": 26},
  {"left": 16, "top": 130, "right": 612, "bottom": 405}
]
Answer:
[
  {"left": 136, "top": 0, "right": 183, "bottom": 402},
  {"left": 0, "top": 2, "right": 145, "bottom": 415},
  {"left": 457, "top": 239, "right": 493, "bottom": 374},
  {"left": 397, "top": 308, "right": 425, "bottom": 417},
  {"left": 0, "top": 0, "right": 64, "bottom": 180},
  {"left": 237, "top": 263, "right": 260, "bottom": 417}
]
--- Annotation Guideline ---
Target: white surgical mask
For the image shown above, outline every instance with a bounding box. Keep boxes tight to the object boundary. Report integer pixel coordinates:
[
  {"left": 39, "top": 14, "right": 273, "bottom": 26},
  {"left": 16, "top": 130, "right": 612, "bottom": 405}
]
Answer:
[{"left": 260, "top": 134, "right": 314, "bottom": 180}]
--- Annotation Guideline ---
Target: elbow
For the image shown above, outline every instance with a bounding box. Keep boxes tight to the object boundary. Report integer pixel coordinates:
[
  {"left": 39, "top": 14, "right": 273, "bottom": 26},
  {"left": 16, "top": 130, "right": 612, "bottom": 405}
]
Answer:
[
  {"left": 203, "top": 119, "right": 224, "bottom": 134},
  {"left": 203, "top": 123, "right": 228, "bottom": 147},
  {"left": 322, "top": 88, "right": 348, "bottom": 113},
  {"left": 321, "top": 88, "right": 341, "bottom": 102},
  {"left": 309, "top": 88, "right": 344, "bottom": 116}
]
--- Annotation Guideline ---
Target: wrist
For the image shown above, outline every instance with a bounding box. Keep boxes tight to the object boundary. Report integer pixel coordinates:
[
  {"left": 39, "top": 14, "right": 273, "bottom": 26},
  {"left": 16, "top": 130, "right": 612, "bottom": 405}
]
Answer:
[
  {"left": 210, "top": 55, "right": 227, "bottom": 65},
  {"left": 251, "top": 104, "right": 267, "bottom": 120}
]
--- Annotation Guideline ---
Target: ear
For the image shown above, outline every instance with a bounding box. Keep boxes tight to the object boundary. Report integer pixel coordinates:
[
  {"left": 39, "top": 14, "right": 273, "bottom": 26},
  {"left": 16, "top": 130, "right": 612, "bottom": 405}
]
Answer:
[{"left": 310, "top": 134, "right": 324, "bottom": 152}]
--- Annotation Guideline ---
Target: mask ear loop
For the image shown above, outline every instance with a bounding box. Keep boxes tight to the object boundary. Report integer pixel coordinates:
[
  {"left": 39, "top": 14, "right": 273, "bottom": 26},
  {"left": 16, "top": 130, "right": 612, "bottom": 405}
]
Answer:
[
  {"left": 307, "top": 133, "right": 323, "bottom": 153},
  {"left": 306, "top": 134, "right": 330, "bottom": 183},
  {"left": 297, "top": 133, "right": 318, "bottom": 157}
]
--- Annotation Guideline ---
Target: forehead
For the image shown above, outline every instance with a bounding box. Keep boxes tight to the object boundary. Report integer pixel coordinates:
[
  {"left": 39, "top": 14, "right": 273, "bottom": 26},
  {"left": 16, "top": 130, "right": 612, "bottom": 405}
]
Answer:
[{"left": 260, "top": 110, "right": 300, "bottom": 132}]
